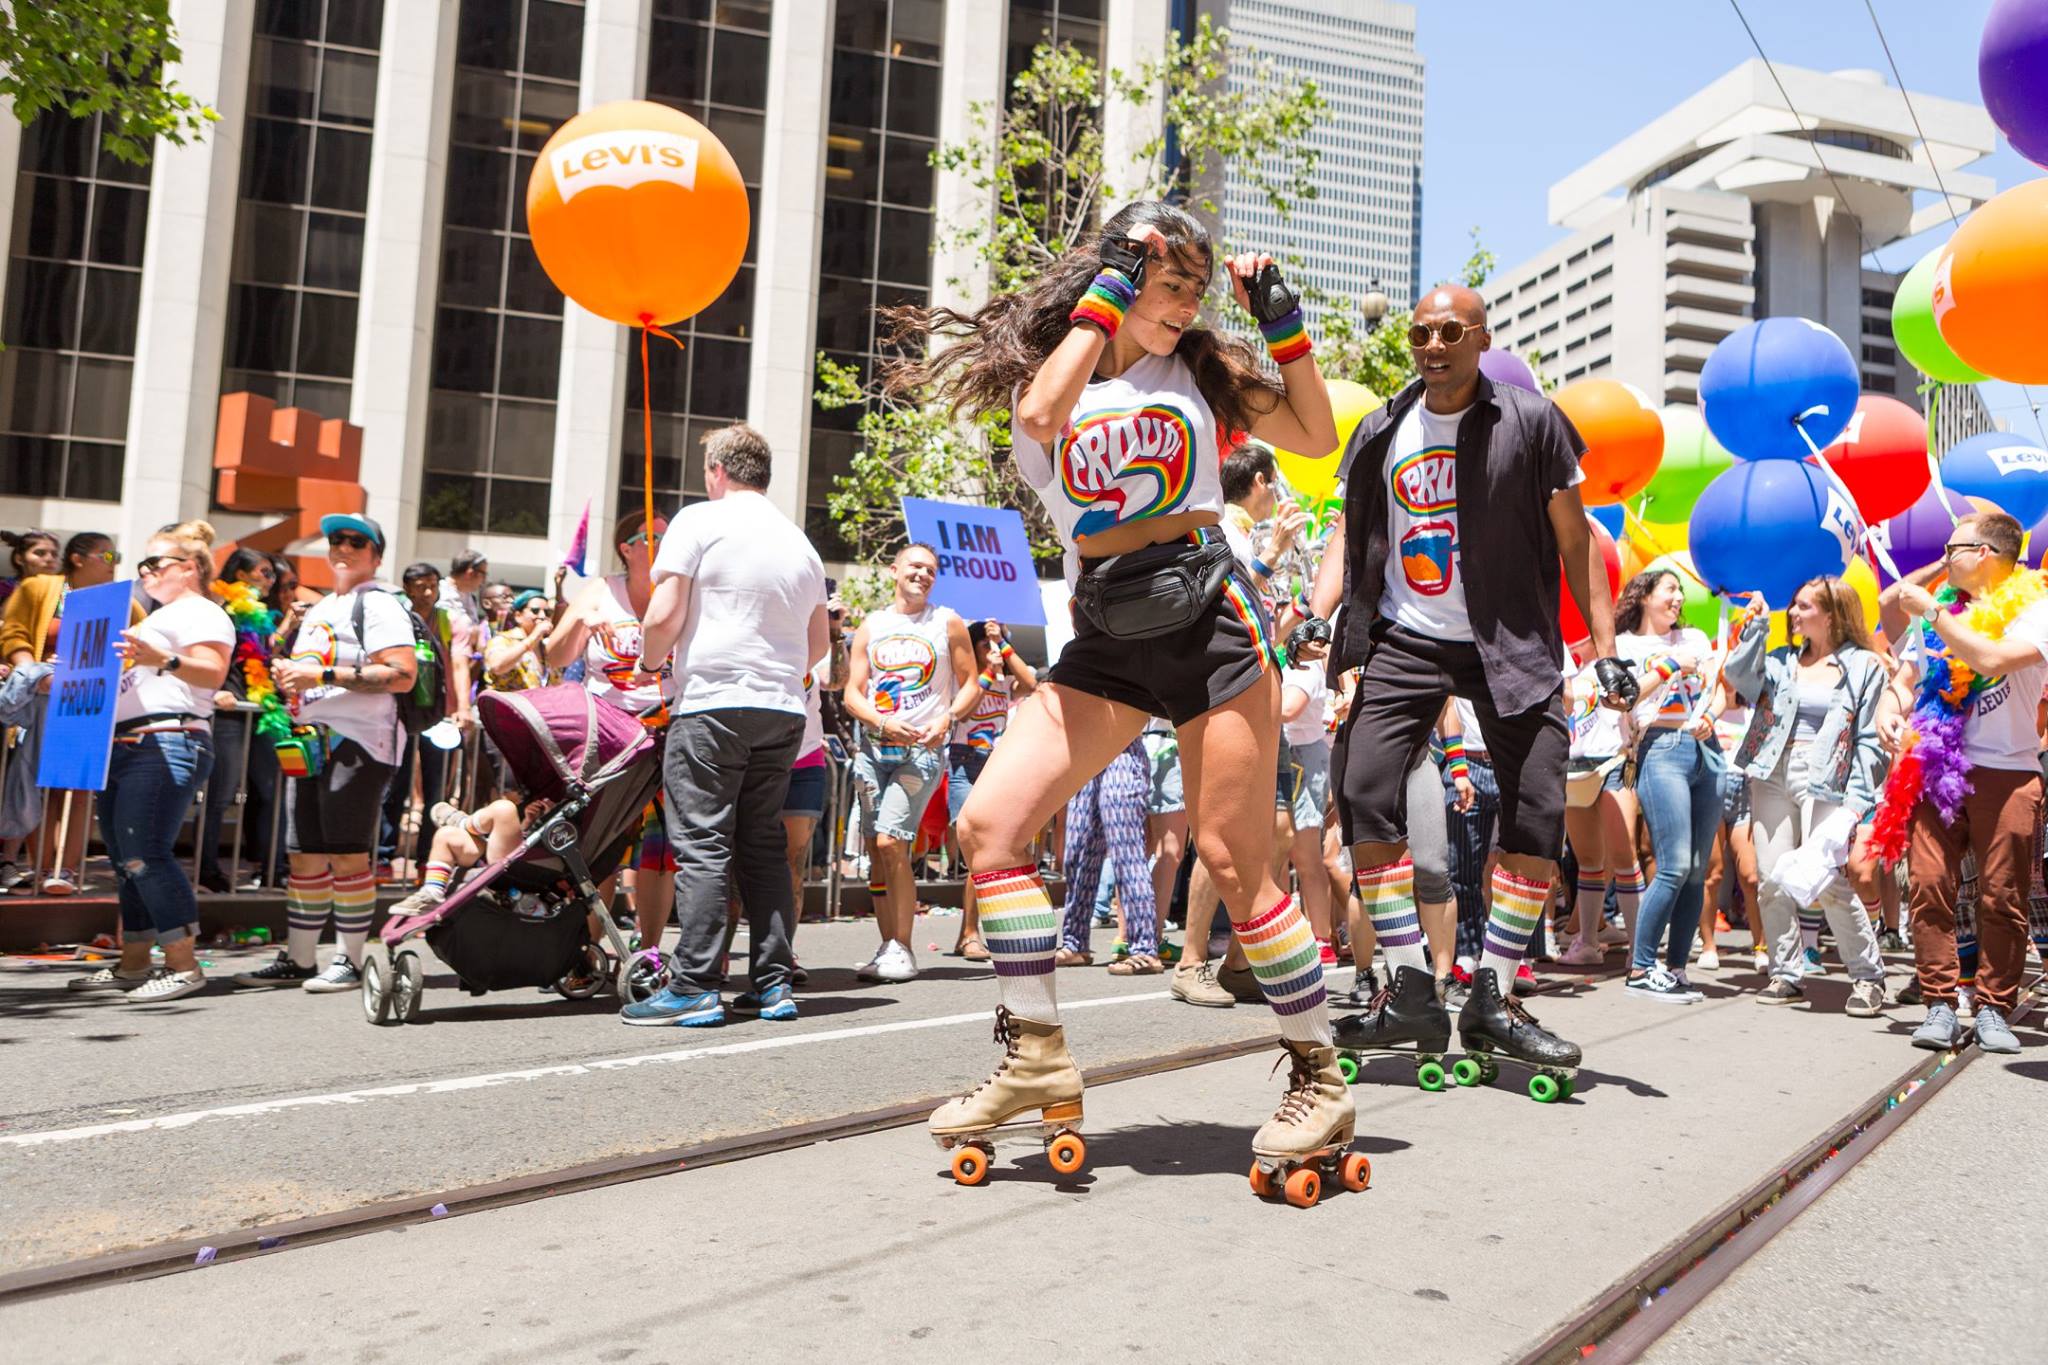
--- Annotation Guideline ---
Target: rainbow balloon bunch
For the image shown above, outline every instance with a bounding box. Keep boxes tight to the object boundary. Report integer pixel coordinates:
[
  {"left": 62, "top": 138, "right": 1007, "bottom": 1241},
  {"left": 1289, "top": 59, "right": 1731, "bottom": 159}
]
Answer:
[
  {"left": 1870, "top": 567, "right": 2048, "bottom": 863},
  {"left": 212, "top": 579, "right": 295, "bottom": 746}
]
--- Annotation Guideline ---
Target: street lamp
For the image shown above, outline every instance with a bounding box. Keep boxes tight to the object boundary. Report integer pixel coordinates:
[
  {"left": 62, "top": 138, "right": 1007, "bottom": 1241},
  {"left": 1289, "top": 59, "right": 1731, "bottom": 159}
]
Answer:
[{"left": 1359, "top": 280, "right": 1391, "bottom": 333}]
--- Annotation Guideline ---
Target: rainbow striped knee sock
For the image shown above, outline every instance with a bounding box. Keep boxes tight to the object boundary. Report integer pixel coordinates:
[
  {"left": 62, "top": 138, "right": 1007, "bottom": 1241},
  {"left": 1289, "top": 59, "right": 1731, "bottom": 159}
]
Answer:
[
  {"left": 976, "top": 867, "right": 1060, "bottom": 1022},
  {"left": 1240, "top": 894, "right": 1331, "bottom": 1045},
  {"left": 1478, "top": 866, "right": 1549, "bottom": 986},
  {"left": 1357, "top": 857, "right": 1427, "bottom": 972}
]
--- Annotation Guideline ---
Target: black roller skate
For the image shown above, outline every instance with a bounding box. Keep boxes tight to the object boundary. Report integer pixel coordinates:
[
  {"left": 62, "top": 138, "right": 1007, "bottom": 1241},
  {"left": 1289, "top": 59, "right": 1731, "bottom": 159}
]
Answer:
[
  {"left": 1332, "top": 965, "right": 1453, "bottom": 1091},
  {"left": 1454, "top": 966, "right": 1581, "bottom": 1103}
]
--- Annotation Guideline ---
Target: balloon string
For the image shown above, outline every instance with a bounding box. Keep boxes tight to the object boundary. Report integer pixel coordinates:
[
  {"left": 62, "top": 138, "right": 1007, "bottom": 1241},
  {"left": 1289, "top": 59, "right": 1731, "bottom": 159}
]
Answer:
[{"left": 638, "top": 320, "right": 688, "bottom": 541}]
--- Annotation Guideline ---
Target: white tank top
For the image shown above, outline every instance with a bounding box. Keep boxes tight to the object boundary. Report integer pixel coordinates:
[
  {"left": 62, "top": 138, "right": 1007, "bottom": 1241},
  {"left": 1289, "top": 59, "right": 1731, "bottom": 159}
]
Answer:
[
  {"left": 862, "top": 604, "right": 958, "bottom": 734},
  {"left": 1010, "top": 351, "right": 1222, "bottom": 581},
  {"left": 583, "top": 574, "right": 665, "bottom": 713}
]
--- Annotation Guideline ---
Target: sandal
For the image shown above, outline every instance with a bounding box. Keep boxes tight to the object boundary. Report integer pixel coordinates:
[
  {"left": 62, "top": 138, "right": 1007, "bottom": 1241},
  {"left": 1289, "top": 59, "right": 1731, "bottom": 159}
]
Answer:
[
  {"left": 1054, "top": 947, "right": 1093, "bottom": 967},
  {"left": 1106, "top": 953, "right": 1164, "bottom": 976},
  {"left": 957, "top": 937, "right": 992, "bottom": 961}
]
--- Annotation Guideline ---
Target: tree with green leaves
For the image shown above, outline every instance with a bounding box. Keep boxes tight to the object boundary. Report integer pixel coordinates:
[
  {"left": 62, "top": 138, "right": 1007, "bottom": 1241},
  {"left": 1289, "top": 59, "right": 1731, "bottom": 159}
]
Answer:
[
  {"left": 817, "top": 18, "right": 1325, "bottom": 597},
  {"left": 1, "top": 1, "right": 216, "bottom": 165}
]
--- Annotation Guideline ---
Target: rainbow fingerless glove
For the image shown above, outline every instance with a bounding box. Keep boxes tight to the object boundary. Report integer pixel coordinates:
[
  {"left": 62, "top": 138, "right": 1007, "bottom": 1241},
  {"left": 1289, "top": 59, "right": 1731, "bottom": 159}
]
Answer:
[
  {"left": 977, "top": 640, "right": 1014, "bottom": 691},
  {"left": 1259, "top": 307, "right": 1312, "bottom": 365},
  {"left": 1443, "top": 737, "right": 1470, "bottom": 782},
  {"left": 1070, "top": 268, "right": 1137, "bottom": 338}
]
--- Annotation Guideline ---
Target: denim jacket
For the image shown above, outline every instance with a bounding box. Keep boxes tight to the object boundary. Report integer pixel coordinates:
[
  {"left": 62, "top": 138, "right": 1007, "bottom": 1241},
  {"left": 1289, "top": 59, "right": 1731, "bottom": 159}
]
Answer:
[{"left": 1724, "top": 613, "right": 1889, "bottom": 816}]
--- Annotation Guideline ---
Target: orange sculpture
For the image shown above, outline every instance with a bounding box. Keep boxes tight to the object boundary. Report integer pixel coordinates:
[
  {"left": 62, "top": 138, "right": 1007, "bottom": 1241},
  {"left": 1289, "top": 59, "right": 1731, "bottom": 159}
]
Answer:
[{"left": 212, "top": 393, "right": 365, "bottom": 591}]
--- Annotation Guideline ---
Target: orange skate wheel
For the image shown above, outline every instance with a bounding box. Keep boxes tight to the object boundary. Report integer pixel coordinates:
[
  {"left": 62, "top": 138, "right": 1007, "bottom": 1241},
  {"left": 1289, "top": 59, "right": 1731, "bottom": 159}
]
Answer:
[
  {"left": 1284, "top": 1167, "right": 1321, "bottom": 1209},
  {"left": 1248, "top": 1160, "right": 1277, "bottom": 1198},
  {"left": 1338, "top": 1152, "right": 1372, "bottom": 1192},
  {"left": 950, "top": 1145, "right": 989, "bottom": 1186},
  {"left": 1047, "top": 1132, "right": 1086, "bottom": 1175}
]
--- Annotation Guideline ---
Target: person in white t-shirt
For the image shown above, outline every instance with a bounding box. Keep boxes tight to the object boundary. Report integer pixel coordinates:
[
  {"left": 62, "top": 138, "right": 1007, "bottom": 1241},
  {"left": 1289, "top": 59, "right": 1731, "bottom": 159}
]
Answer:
[
  {"left": 237, "top": 514, "right": 417, "bottom": 995},
  {"left": 67, "top": 522, "right": 235, "bottom": 1004},
  {"left": 1882, "top": 510, "right": 2048, "bottom": 1055},
  {"left": 620, "top": 424, "right": 830, "bottom": 1028}
]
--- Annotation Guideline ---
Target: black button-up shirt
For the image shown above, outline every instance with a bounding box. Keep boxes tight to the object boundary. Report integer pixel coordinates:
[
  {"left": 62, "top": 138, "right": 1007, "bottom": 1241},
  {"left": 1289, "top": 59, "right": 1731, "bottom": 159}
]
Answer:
[{"left": 1335, "top": 374, "right": 1588, "bottom": 716}]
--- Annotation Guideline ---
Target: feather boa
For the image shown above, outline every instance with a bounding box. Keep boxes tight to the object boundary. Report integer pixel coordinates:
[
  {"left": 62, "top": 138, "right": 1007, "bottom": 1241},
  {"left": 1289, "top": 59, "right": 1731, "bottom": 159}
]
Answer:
[
  {"left": 1870, "top": 567, "right": 2048, "bottom": 863},
  {"left": 212, "top": 580, "right": 295, "bottom": 746}
]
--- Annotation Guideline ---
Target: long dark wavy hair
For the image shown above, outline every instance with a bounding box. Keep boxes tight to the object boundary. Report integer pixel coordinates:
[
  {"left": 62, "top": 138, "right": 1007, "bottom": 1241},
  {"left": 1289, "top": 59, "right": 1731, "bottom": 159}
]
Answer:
[
  {"left": 1614, "top": 569, "right": 1682, "bottom": 635},
  {"left": 881, "top": 201, "right": 1284, "bottom": 436}
]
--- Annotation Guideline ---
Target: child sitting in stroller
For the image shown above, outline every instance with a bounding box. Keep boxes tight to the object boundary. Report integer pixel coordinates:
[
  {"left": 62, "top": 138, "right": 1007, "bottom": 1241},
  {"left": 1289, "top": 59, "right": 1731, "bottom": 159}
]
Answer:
[{"left": 392, "top": 796, "right": 555, "bottom": 919}]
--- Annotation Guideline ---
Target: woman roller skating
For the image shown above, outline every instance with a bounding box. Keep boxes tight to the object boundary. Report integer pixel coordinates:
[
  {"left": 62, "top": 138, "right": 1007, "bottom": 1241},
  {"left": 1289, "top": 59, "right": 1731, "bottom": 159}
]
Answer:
[{"left": 885, "top": 201, "right": 1362, "bottom": 1205}]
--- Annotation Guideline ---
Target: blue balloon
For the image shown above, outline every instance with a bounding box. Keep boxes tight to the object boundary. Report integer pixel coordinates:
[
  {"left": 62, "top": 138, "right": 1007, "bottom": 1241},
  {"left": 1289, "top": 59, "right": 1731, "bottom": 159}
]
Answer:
[
  {"left": 1589, "top": 503, "right": 1625, "bottom": 540},
  {"left": 1940, "top": 432, "right": 2048, "bottom": 529},
  {"left": 1688, "top": 460, "right": 1859, "bottom": 607},
  {"left": 1699, "top": 317, "right": 1860, "bottom": 462}
]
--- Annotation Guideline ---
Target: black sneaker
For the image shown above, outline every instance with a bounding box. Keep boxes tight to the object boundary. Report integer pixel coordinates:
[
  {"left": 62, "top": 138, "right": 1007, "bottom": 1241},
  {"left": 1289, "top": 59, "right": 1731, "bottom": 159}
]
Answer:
[{"left": 232, "top": 950, "right": 316, "bottom": 987}]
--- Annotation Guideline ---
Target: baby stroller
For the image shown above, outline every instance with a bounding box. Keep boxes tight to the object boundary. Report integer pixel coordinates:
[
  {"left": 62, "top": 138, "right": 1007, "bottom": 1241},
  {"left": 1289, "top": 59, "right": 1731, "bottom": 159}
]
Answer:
[{"left": 362, "top": 684, "right": 668, "bottom": 1024}]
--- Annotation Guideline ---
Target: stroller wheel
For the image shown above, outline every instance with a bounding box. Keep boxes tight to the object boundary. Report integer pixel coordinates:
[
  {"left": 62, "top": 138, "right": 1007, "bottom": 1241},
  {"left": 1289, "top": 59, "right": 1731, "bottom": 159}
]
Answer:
[
  {"left": 393, "top": 948, "right": 425, "bottom": 1024},
  {"left": 362, "top": 946, "right": 393, "bottom": 1026},
  {"left": 617, "top": 947, "right": 668, "bottom": 1004},
  {"left": 556, "top": 943, "right": 606, "bottom": 1000}
]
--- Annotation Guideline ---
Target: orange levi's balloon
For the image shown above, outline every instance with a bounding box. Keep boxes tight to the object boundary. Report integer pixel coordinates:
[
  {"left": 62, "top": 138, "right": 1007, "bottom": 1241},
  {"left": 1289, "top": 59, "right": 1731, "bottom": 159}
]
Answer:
[
  {"left": 1554, "top": 379, "right": 1664, "bottom": 506},
  {"left": 1933, "top": 179, "right": 2048, "bottom": 385},
  {"left": 525, "top": 100, "right": 750, "bottom": 327}
]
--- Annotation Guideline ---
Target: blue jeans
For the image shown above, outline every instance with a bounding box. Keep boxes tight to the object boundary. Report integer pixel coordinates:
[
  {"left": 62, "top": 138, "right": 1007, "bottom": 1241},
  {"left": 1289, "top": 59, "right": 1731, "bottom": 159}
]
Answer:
[
  {"left": 100, "top": 730, "right": 213, "bottom": 943},
  {"left": 1630, "top": 728, "right": 1724, "bottom": 972}
]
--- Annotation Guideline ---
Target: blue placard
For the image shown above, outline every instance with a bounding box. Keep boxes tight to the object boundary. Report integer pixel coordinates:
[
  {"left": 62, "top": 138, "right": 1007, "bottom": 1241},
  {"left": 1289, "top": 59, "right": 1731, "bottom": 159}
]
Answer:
[
  {"left": 37, "top": 579, "right": 134, "bottom": 791},
  {"left": 900, "top": 497, "right": 1046, "bottom": 625}
]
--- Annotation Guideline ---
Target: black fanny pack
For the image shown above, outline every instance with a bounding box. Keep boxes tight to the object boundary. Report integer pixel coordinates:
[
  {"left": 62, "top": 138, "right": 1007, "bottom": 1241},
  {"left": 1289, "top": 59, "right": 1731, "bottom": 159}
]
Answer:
[{"left": 1074, "top": 535, "right": 1236, "bottom": 640}]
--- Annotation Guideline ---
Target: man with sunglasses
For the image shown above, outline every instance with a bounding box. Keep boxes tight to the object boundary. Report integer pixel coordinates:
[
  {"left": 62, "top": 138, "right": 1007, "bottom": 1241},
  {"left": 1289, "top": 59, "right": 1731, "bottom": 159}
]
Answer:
[
  {"left": 1879, "top": 511, "right": 2048, "bottom": 1055},
  {"left": 1320, "top": 283, "right": 1636, "bottom": 1083},
  {"left": 236, "top": 513, "right": 417, "bottom": 994}
]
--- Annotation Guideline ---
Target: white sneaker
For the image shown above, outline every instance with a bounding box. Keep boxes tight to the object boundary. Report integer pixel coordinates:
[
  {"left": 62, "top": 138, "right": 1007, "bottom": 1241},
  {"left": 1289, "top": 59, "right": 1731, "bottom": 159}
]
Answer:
[
  {"left": 301, "top": 954, "right": 362, "bottom": 993},
  {"left": 872, "top": 940, "right": 919, "bottom": 982},
  {"left": 1558, "top": 939, "right": 1607, "bottom": 967},
  {"left": 853, "top": 947, "right": 886, "bottom": 982},
  {"left": 128, "top": 969, "right": 206, "bottom": 1003},
  {"left": 1697, "top": 949, "right": 1721, "bottom": 971}
]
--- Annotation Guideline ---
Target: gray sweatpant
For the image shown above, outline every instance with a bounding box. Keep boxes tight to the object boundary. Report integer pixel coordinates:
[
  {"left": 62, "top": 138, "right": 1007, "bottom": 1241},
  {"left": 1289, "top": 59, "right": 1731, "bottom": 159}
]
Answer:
[
  {"left": 1750, "top": 744, "right": 1882, "bottom": 985},
  {"left": 662, "top": 706, "right": 807, "bottom": 996}
]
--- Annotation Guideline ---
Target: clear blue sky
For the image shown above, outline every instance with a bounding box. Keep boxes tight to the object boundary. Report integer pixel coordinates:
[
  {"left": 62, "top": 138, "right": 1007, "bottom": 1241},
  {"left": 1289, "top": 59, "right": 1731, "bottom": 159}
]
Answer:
[{"left": 1408, "top": 0, "right": 2043, "bottom": 437}]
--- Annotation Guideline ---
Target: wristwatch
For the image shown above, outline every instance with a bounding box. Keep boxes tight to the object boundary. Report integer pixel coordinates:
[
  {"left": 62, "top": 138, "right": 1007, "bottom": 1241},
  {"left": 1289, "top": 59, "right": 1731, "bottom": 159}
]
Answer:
[
  {"left": 162, "top": 654, "right": 182, "bottom": 674},
  {"left": 1921, "top": 604, "right": 1941, "bottom": 626},
  {"left": 321, "top": 666, "right": 338, "bottom": 685}
]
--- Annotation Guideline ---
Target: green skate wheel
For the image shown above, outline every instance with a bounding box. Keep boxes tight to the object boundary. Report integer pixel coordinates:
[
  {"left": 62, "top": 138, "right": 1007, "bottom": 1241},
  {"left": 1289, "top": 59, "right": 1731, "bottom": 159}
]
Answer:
[
  {"left": 1337, "top": 1053, "right": 1359, "bottom": 1084},
  {"left": 1451, "top": 1057, "right": 1484, "bottom": 1087},
  {"left": 1559, "top": 1076, "right": 1576, "bottom": 1100},
  {"left": 1416, "top": 1060, "right": 1446, "bottom": 1092},
  {"left": 1529, "top": 1073, "right": 1561, "bottom": 1104}
]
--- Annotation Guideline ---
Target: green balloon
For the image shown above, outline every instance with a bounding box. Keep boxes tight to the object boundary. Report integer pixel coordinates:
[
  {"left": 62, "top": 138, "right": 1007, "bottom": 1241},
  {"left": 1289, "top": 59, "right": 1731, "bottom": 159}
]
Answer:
[
  {"left": 1639, "top": 406, "right": 1733, "bottom": 523},
  {"left": 1893, "top": 247, "right": 1987, "bottom": 384},
  {"left": 1643, "top": 552, "right": 1722, "bottom": 635}
]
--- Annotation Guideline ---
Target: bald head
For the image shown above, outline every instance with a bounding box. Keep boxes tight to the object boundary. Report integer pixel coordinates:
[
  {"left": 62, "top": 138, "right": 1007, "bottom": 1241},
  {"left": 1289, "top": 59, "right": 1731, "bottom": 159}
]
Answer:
[{"left": 1410, "top": 283, "right": 1490, "bottom": 411}]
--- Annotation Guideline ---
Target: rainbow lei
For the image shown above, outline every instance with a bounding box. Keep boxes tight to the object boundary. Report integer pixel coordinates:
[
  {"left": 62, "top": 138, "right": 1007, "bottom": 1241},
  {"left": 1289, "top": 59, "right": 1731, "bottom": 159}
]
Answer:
[
  {"left": 1870, "top": 567, "right": 2048, "bottom": 864},
  {"left": 212, "top": 579, "right": 295, "bottom": 747}
]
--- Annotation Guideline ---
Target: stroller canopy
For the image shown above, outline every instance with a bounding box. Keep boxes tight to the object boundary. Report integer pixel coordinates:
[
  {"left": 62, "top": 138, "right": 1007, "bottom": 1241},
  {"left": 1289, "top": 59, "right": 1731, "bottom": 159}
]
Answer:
[{"left": 478, "top": 684, "right": 653, "bottom": 802}]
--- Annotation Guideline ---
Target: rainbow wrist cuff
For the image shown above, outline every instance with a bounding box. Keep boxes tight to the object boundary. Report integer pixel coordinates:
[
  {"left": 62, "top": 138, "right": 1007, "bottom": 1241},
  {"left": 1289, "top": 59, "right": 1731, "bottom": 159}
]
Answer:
[
  {"left": 1071, "top": 268, "right": 1137, "bottom": 338},
  {"left": 1650, "top": 657, "right": 1680, "bottom": 684},
  {"left": 1444, "top": 738, "right": 1469, "bottom": 781},
  {"left": 1259, "top": 308, "right": 1312, "bottom": 365}
]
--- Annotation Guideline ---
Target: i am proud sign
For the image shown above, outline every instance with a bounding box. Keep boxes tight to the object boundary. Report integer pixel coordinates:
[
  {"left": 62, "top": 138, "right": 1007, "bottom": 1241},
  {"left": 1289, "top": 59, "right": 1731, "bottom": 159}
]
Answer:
[{"left": 900, "top": 497, "right": 1045, "bottom": 625}]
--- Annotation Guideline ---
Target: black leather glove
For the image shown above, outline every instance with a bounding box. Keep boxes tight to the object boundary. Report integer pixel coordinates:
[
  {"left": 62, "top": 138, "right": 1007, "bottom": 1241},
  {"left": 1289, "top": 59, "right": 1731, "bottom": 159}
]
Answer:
[
  {"left": 1098, "top": 234, "right": 1148, "bottom": 291},
  {"left": 1593, "top": 656, "right": 1639, "bottom": 708},
  {"left": 1285, "top": 615, "right": 1331, "bottom": 662},
  {"left": 1243, "top": 261, "right": 1300, "bottom": 326}
]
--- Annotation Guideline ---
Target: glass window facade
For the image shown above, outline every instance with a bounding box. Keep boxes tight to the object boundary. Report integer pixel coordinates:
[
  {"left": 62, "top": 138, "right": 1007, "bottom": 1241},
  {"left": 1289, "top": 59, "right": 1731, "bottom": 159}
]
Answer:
[
  {"left": 419, "top": 0, "right": 583, "bottom": 538},
  {"left": 221, "top": 0, "right": 386, "bottom": 422},
  {"left": 618, "top": 0, "right": 772, "bottom": 521},
  {"left": 1007, "top": 1, "right": 1101, "bottom": 86},
  {"left": 0, "top": 108, "right": 151, "bottom": 500},
  {"left": 807, "top": 0, "right": 945, "bottom": 560}
]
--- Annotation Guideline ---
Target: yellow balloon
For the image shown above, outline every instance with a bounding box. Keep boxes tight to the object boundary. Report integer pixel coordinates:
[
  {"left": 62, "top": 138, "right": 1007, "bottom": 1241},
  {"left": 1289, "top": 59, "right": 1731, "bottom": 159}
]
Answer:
[
  {"left": 1273, "top": 379, "right": 1382, "bottom": 502},
  {"left": 1622, "top": 516, "right": 1687, "bottom": 578}
]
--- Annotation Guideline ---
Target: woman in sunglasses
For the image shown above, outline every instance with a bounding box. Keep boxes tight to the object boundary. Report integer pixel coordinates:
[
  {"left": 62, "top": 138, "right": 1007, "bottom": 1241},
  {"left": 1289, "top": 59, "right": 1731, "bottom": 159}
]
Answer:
[
  {"left": 0, "top": 529, "right": 128, "bottom": 895},
  {"left": 884, "top": 199, "right": 1352, "bottom": 1177},
  {"left": 68, "top": 522, "right": 235, "bottom": 1002},
  {"left": 543, "top": 509, "right": 676, "bottom": 955},
  {"left": 236, "top": 514, "right": 417, "bottom": 994}
]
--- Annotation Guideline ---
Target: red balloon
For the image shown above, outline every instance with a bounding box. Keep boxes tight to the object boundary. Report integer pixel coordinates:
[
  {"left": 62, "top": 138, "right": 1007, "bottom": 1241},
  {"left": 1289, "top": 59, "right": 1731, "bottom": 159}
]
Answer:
[
  {"left": 1813, "top": 394, "right": 1929, "bottom": 524},
  {"left": 1561, "top": 514, "right": 1622, "bottom": 646}
]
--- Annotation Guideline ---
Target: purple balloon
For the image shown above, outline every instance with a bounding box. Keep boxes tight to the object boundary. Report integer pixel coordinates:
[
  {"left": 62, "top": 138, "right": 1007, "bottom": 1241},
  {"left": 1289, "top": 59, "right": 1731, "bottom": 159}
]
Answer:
[
  {"left": 1880, "top": 481, "right": 1973, "bottom": 580},
  {"left": 1982, "top": 0, "right": 2048, "bottom": 168},
  {"left": 1479, "top": 348, "right": 1539, "bottom": 393}
]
